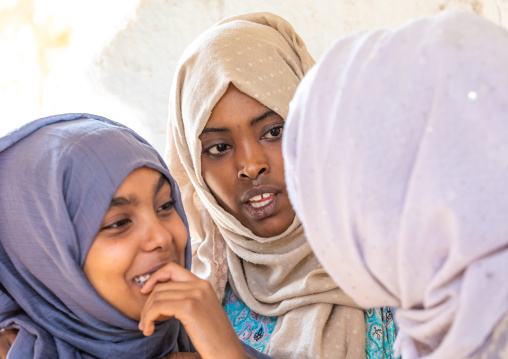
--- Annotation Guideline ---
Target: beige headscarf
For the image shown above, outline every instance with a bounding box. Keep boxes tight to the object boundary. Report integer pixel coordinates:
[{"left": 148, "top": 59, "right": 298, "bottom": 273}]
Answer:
[
  {"left": 284, "top": 10, "right": 508, "bottom": 359},
  {"left": 166, "top": 12, "right": 365, "bottom": 359}
]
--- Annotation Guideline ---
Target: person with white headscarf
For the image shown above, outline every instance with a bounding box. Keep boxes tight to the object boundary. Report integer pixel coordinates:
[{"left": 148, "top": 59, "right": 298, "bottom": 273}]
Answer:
[
  {"left": 166, "top": 11, "right": 397, "bottom": 359},
  {"left": 283, "top": 10, "right": 508, "bottom": 359}
]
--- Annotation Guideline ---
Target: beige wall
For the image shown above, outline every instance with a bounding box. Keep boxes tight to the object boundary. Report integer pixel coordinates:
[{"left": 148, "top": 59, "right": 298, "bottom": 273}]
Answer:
[{"left": 2, "top": 0, "right": 507, "bottom": 152}]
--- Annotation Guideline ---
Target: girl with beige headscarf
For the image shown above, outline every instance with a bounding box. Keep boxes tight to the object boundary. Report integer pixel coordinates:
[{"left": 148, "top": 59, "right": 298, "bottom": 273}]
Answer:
[
  {"left": 283, "top": 10, "right": 508, "bottom": 359},
  {"left": 166, "top": 12, "right": 397, "bottom": 359}
]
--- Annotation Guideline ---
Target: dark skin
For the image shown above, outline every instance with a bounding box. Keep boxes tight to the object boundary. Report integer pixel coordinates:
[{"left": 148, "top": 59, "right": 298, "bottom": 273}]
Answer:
[
  {"left": 200, "top": 84, "right": 296, "bottom": 238},
  {"left": 1, "top": 86, "right": 292, "bottom": 356},
  {"left": 0, "top": 329, "right": 16, "bottom": 359},
  {"left": 0, "top": 168, "right": 248, "bottom": 359}
]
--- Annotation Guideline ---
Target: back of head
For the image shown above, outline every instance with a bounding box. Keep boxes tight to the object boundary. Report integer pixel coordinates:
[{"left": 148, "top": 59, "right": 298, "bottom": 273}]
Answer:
[
  {"left": 284, "top": 10, "right": 508, "bottom": 359},
  {"left": 0, "top": 114, "right": 190, "bottom": 357}
]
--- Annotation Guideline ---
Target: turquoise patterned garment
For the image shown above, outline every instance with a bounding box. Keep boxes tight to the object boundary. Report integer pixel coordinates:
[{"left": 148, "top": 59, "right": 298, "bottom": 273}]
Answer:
[
  {"left": 223, "top": 284, "right": 398, "bottom": 356},
  {"left": 223, "top": 284, "right": 277, "bottom": 352},
  {"left": 365, "top": 307, "right": 399, "bottom": 359}
]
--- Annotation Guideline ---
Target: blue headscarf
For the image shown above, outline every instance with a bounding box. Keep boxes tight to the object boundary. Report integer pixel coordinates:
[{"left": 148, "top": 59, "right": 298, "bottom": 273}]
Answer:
[{"left": 0, "top": 114, "right": 193, "bottom": 358}]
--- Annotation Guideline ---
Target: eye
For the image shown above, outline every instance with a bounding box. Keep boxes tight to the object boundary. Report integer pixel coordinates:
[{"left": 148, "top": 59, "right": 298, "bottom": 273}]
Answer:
[
  {"left": 101, "top": 218, "right": 131, "bottom": 231},
  {"left": 262, "top": 126, "right": 283, "bottom": 140},
  {"left": 157, "top": 200, "right": 174, "bottom": 213},
  {"left": 205, "top": 143, "right": 231, "bottom": 156}
]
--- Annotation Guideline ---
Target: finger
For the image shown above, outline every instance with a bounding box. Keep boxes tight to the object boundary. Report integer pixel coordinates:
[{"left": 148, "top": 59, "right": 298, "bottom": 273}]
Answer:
[
  {"left": 140, "top": 262, "right": 198, "bottom": 294},
  {"left": 139, "top": 284, "right": 197, "bottom": 326},
  {"left": 140, "top": 279, "right": 212, "bottom": 322},
  {"left": 139, "top": 289, "right": 203, "bottom": 335},
  {"left": 140, "top": 292, "right": 208, "bottom": 336}
]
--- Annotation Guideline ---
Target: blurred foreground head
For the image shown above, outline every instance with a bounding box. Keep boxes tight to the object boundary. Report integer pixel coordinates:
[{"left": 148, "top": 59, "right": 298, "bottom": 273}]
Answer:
[{"left": 284, "top": 10, "right": 508, "bottom": 359}]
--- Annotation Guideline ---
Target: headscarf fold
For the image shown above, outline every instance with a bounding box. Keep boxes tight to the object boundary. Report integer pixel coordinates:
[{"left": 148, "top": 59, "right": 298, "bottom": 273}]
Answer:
[
  {"left": 166, "top": 12, "right": 366, "bottom": 359},
  {"left": 283, "top": 10, "right": 508, "bottom": 359},
  {"left": 0, "top": 114, "right": 192, "bottom": 358}
]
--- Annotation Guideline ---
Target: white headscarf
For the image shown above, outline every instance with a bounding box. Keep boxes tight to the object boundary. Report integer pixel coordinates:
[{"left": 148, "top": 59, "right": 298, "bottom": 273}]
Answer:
[
  {"left": 284, "top": 10, "right": 508, "bottom": 359},
  {"left": 166, "top": 12, "right": 366, "bottom": 359}
]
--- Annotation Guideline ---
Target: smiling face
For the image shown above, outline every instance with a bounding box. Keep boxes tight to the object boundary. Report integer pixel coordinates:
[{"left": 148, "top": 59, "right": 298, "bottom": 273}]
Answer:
[
  {"left": 83, "top": 166, "right": 188, "bottom": 320},
  {"left": 199, "top": 85, "right": 296, "bottom": 237}
]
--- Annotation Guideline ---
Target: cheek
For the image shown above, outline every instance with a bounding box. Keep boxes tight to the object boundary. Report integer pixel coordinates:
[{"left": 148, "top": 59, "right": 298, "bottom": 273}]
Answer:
[
  {"left": 84, "top": 240, "right": 133, "bottom": 289},
  {"left": 201, "top": 159, "right": 233, "bottom": 201},
  {"left": 169, "top": 215, "right": 189, "bottom": 264}
]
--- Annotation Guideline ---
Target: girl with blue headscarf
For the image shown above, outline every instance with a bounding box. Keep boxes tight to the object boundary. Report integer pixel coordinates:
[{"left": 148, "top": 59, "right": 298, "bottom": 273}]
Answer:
[{"left": 0, "top": 113, "right": 269, "bottom": 358}]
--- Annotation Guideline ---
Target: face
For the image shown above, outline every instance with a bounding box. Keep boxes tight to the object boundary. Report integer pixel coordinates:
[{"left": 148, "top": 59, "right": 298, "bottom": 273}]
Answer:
[
  {"left": 200, "top": 85, "right": 296, "bottom": 237},
  {"left": 83, "top": 166, "right": 188, "bottom": 320}
]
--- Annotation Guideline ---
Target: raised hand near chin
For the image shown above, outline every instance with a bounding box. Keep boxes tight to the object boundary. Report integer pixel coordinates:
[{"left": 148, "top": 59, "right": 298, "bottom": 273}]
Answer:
[{"left": 138, "top": 262, "right": 249, "bottom": 359}]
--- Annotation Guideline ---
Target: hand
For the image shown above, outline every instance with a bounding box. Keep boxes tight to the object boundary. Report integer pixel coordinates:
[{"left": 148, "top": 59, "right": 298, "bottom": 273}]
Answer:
[
  {"left": 0, "top": 329, "right": 17, "bottom": 359},
  {"left": 138, "top": 263, "right": 248, "bottom": 359}
]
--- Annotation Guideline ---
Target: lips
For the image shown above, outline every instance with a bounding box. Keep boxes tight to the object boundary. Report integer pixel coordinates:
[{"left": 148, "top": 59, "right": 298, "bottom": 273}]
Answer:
[
  {"left": 132, "top": 262, "right": 168, "bottom": 288},
  {"left": 242, "top": 186, "right": 281, "bottom": 219},
  {"left": 247, "top": 193, "right": 275, "bottom": 208}
]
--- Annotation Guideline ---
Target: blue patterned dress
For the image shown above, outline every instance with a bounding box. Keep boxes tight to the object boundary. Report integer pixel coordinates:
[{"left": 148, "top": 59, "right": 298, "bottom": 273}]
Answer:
[
  {"left": 223, "top": 283, "right": 398, "bottom": 357},
  {"left": 365, "top": 307, "right": 399, "bottom": 359}
]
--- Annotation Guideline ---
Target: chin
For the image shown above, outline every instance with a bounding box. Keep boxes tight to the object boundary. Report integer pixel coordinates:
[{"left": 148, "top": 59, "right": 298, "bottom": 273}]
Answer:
[{"left": 249, "top": 218, "right": 293, "bottom": 238}]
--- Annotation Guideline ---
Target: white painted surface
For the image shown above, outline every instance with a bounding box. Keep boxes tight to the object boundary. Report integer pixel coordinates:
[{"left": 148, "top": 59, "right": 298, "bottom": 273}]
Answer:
[{"left": 2, "top": 0, "right": 507, "bottom": 152}]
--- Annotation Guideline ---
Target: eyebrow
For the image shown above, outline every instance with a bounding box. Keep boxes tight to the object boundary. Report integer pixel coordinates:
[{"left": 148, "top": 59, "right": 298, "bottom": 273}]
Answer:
[
  {"left": 154, "top": 174, "right": 171, "bottom": 196},
  {"left": 250, "top": 110, "right": 277, "bottom": 126},
  {"left": 108, "top": 174, "right": 171, "bottom": 209},
  {"left": 109, "top": 196, "right": 138, "bottom": 208},
  {"left": 200, "top": 110, "right": 278, "bottom": 136}
]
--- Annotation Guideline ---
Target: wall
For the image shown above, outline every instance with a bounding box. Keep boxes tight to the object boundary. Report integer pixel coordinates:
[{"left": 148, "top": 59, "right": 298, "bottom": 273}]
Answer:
[{"left": 2, "top": 0, "right": 507, "bottom": 153}]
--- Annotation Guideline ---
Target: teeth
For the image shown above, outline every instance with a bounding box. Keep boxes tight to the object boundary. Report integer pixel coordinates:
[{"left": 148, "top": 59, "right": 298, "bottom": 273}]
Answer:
[
  {"left": 248, "top": 193, "right": 273, "bottom": 202},
  {"left": 250, "top": 194, "right": 263, "bottom": 201},
  {"left": 250, "top": 198, "right": 272, "bottom": 208},
  {"left": 134, "top": 274, "right": 151, "bottom": 286}
]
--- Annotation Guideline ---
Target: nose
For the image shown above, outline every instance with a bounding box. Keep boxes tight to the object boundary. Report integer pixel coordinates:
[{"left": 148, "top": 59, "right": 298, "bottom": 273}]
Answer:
[
  {"left": 141, "top": 216, "right": 173, "bottom": 252},
  {"left": 237, "top": 141, "right": 269, "bottom": 180}
]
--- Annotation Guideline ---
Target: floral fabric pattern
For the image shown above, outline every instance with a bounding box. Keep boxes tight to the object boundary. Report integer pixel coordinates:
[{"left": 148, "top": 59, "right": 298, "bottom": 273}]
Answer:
[
  {"left": 223, "top": 284, "right": 277, "bottom": 353},
  {"left": 224, "top": 283, "right": 398, "bottom": 357},
  {"left": 365, "top": 307, "right": 399, "bottom": 359}
]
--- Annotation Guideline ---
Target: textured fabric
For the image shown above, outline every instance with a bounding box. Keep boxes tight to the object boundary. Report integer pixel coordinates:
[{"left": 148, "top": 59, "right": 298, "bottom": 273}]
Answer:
[
  {"left": 224, "top": 286, "right": 398, "bottom": 358},
  {"left": 365, "top": 308, "right": 398, "bottom": 359},
  {"left": 166, "top": 12, "right": 366, "bottom": 359},
  {"left": 468, "top": 311, "right": 508, "bottom": 358},
  {"left": 223, "top": 284, "right": 277, "bottom": 353},
  {"left": 0, "top": 114, "right": 192, "bottom": 358},
  {"left": 283, "top": 10, "right": 508, "bottom": 359}
]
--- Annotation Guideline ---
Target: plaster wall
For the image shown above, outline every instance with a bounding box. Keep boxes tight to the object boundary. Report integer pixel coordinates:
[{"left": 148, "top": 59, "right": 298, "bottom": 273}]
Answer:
[{"left": 2, "top": 0, "right": 507, "bottom": 153}]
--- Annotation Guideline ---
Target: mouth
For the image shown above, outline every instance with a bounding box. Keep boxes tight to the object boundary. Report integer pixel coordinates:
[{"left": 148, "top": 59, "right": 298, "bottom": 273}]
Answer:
[
  {"left": 247, "top": 192, "right": 276, "bottom": 208},
  {"left": 243, "top": 192, "right": 280, "bottom": 219},
  {"left": 133, "top": 274, "right": 151, "bottom": 287},
  {"left": 132, "top": 263, "right": 168, "bottom": 288}
]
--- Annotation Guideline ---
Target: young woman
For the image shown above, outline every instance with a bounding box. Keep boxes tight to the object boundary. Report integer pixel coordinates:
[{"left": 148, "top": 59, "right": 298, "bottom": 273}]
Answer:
[
  {"left": 283, "top": 10, "right": 508, "bottom": 359},
  {"left": 0, "top": 114, "right": 269, "bottom": 358},
  {"left": 166, "top": 12, "right": 397, "bottom": 358}
]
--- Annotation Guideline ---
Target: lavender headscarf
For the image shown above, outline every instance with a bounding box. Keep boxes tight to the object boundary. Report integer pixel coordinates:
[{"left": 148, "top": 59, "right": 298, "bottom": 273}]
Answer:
[
  {"left": 284, "top": 11, "right": 508, "bottom": 359},
  {"left": 0, "top": 114, "right": 192, "bottom": 358}
]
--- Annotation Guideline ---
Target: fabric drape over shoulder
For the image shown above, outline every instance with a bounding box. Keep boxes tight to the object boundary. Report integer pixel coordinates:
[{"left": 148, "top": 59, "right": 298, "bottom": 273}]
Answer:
[
  {"left": 283, "top": 10, "right": 508, "bottom": 359},
  {"left": 166, "top": 12, "right": 366, "bottom": 359},
  {"left": 0, "top": 114, "right": 192, "bottom": 358}
]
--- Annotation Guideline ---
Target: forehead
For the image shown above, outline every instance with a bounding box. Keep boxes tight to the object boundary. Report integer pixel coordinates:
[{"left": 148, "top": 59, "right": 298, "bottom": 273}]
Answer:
[
  {"left": 206, "top": 86, "right": 271, "bottom": 127},
  {"left": 114, "top": 167, "right": 170, "bottom": 196}
]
